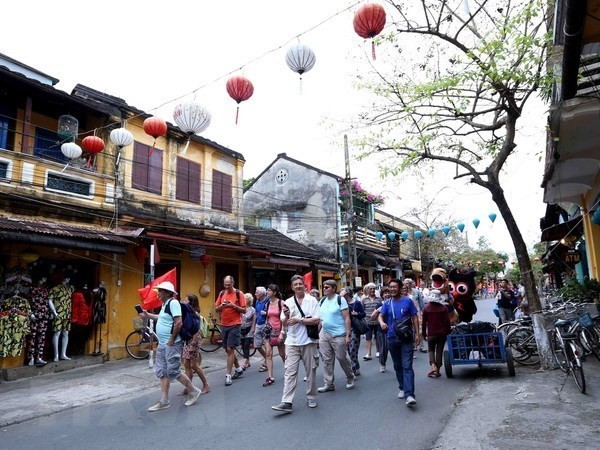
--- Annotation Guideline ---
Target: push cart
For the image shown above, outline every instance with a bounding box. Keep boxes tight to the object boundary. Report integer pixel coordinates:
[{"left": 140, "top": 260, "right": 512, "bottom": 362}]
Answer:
[{"left": 443, "top": 331, "right": 515, "bottom": 378}]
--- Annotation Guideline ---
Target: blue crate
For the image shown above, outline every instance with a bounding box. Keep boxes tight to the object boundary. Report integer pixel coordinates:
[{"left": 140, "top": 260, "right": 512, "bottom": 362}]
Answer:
[{"left": 447, "top": 332, "right": 506, "bottom": 365}]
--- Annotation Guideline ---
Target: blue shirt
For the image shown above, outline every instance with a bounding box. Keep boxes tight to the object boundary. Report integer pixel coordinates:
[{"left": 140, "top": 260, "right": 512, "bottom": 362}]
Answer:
[
  {"left": 320, "top": 295, "right": 349, "bottom": 337},
  {"left": 255, "top": 297, "right": 269, "bottom": 325},
  {"left": 380, "top": 296, "right": 418, "bottom": 339},
  {"left": 156, "top": 298, "right": 182, "bottom": 344}
]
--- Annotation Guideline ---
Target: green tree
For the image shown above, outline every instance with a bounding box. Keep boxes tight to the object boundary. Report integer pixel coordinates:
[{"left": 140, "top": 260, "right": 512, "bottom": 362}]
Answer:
[{"left": 354, "top": 0, "right": 551, "bottom": 316}]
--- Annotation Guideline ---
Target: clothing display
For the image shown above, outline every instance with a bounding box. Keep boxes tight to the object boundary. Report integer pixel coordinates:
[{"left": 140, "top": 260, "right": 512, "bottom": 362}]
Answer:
[
  {"left": 92, "top": 286, "right": 107, "bottom": 324},
  {"left": 26, "top": 283, "right": 52, "bottom": 362},
  {"left": 49, "top": 283, "right": 75, "bottom": 332},
  {"left": 0, "top": 294, "right": 32, "bottom": 357},
  {"left": 71, "top": 290, "right": 92, "bottom": 325}
]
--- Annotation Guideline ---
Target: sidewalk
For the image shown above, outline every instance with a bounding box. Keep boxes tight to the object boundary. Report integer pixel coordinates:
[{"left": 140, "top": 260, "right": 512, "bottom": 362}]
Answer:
[{"left": 1, "top": 351, "right": 599, "bottom": 449}]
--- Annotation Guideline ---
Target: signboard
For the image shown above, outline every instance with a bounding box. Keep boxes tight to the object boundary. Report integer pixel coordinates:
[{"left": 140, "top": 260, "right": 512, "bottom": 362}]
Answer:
[
  {"left": 354, "top": 276, "right": 362, "bottom": 288},
  {"left": 564, "top": 250, "right": 581, "bottom": 266}
]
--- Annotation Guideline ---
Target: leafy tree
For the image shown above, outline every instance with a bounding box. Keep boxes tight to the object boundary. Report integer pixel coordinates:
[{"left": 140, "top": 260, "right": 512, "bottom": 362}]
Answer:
[{"left": 354, "top": 0, "right": 551, "bottom": 315}]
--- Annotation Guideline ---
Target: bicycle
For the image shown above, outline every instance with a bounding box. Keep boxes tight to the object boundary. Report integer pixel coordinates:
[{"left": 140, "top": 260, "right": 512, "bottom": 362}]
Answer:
[
  {"left": 125, "top": 318, "right": 158, "bottom": 360},
  {"left": 200, "top": 314, "right": 223, "bottom": 352},
  {"left": 235, "top": 333, "right": 258, "bottom": 358}
]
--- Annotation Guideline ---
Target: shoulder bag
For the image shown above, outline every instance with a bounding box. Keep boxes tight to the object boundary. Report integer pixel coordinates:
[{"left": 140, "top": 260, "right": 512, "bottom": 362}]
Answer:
[
  {"left": 293, "top": 295, "right": 319, "bottom": 340},
  {"left": 391, "top": 300, "right": 414, "bottom": 343},
  {"left": 349, "top": 303, "right": 369, "bottom": 335}
]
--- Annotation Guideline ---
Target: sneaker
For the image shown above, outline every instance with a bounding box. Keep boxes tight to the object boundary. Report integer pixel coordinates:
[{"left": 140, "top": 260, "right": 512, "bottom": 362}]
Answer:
[
  {"left": 148, "top": 400, "right": 170, "bottom": 412},
  {"left": 376, "top": 352, "right": 380, "bottom": 357},
  {"left": 363, "top": 355, "right": 372, "bottom": 360},
  {"left": 354, "top": 370, "right": 361, "bottom": 376},
  {"left": 317, "top": 385, "right": 335, "bottom": 393},
  {"left": 184, "top": 388, "right": 201, "bottom": 406},
  {"left": 346, "top": 375, "right": 356, "bottom": 390},
  {"left": 225, "top": 374, "right": 232, "bottom": 386},
  {"left": 232, "top": 368, "right": 244, "bottom": 379},
  {"left": 379, "top": 365, "right": 386, "bottom": 373},
  {"left": 398, "top": 390, "right": 405, "bottom": 399},
  {"left": 307, "top": 398, "right": 318, "bottom": 408},
  {"left": 406, "top": 396, "right": 417, "bottom": 406},
  {"left": 271, "top": 402, "right": 293, "bottom": 413},
  {"left": 303, "top": 376, "right": 307, "bottom": 382}
]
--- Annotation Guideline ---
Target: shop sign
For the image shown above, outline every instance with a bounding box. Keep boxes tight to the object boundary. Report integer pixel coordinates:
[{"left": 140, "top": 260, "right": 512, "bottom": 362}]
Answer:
[{"left": 564, "top": 250, "right": 581, "bottom": 266}]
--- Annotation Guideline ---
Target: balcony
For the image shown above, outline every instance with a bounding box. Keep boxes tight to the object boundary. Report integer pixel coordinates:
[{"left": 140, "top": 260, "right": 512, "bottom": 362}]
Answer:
[{"left": 339, "top": 223, "right": 388, "bottom": 250}]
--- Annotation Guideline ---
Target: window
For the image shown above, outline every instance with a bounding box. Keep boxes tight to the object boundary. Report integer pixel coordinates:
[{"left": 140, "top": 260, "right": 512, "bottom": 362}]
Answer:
[
  {"left": 212, "top": 170, "right": 232, "bottom": 212},
  {"left": 0, "top": 161, "right": 8, "bottom": 180},
  {"left": 258, "top": 217, "right": 272, "bottom": 228},
  {"left": 176, "top": 157, "right": 201, "bottom": 203},
  {"left": 45, "top": 171, "right": 93, "bottom": 197},
  {"left": 132, "top": 142, "right": 163, "bottom": 195},
  {"left": 288, "top": 211, "right": 301, "bottom": 230},
  {"left": 34, "top": 127, "right": 66, "bottom": 161}
]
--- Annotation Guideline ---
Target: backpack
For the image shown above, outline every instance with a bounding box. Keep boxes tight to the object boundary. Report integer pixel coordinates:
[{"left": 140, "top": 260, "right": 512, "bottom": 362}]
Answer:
[
  {"left": 217, "top": 289, "right": 243, "bottom": 306},
  {"left": 320, "top": 295, "right": 342, "bottom": 308},
  {"left": 165, "top": 299, "right": 200, "bottom": 342}
]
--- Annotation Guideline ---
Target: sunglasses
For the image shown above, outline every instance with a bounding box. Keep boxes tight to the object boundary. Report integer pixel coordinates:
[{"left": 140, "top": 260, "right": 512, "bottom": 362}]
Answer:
[{"left": 322, "top": 285, "right": 333, "bottom": 289}]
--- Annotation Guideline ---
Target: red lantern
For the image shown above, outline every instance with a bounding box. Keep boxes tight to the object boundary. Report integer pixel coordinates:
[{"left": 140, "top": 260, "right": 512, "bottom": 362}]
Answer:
[
  {"left": 133, "top": 246, "right": 149, "bottom": 264},
  {"left": 353, "top": 3, "right": 386, "bottom": 60},
  {"left": 534, "top": 257, "right": 541, "bottom": 262},
  {"left": 498, "top": 260, "right": 504, "bottom": 266},
  {"left": 487, "top": 261, "right": 493, "bottom": 266},
  {"left": 226, "top": 76, "right": 254, "bottom": 125},
  {"left": 82, "top": 136, "right": 105, "bottom": 168},
  {"left": 476, "top": 261, "right": 481, "bottom": 266},
  {"left": 467, "top": 261, "right": 472, "bottom": 266},
  {"left": 199, "top": 254, "right": 212, "bottom": 269},
  {"left": 511, "top": 261, "right": 517, "bottom": 265},
  {"left": 143, "top": 117, "right": 167, "bottom": 157}
]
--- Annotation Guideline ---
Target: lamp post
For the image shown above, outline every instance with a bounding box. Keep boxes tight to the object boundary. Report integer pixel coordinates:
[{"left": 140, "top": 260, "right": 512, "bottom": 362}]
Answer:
[{"left": 344, "top": 135, "right": 359, "bottom": 286}]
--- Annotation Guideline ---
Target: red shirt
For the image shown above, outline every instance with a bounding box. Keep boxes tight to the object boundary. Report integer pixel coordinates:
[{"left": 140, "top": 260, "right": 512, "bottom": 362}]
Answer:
[
  {"left": 422, "top": 302, "right": 451, "bottom": 338},
  {"left": 215, "top": 289, "right": 246, "bottom": 326}
]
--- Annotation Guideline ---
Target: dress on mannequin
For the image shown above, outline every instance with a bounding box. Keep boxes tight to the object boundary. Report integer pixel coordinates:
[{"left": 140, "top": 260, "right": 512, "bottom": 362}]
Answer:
[
  {"left": 49, "top": 278, "right": 75, "bottom": 361},
  {"left": 92, "top": 282, "right": 107, "bottom": 355},
  {"left": 26, "top": 278, "right": 51, "bottom": 366}
]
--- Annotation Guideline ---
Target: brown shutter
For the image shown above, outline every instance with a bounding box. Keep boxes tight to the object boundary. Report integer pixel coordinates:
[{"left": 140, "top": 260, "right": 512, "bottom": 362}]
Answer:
[
  {"left": 176, "top": 157, "right": 188, "bottom": 201},
  {"left": 189, "top": 161, "right": 201, "bottom": 204},
  {"left": 132, "top": 142, "right": 148, "bottom": 189},
  {"left": 222, "top": 172, "right": 232, "bottom": 212},
  {"left": 212, "top": 170, "right": 222, "bottom": 209},
  {"left": 148, "top": 149, "right": 163, "bottom": 194}
]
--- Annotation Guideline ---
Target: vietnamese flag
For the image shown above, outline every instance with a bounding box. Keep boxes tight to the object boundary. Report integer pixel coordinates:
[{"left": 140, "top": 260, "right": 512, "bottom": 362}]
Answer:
[
  {"left": 138, "top": 268, "right": 177, "bottom": 310},
  {"left": 303, "top": 271, "right": 313, "bottom": 293}
]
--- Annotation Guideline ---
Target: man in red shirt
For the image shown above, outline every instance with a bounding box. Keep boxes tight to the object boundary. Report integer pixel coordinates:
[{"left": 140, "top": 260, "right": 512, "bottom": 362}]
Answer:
[{"left": 215, "top": 275, "right": 247, "bottom": 385}]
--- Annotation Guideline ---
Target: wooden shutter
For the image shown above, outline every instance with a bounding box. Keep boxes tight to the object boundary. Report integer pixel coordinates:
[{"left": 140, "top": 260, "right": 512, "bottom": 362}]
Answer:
[
  {"left": 148, "top": 149, "right": 163, "bottom": 194},
  {"left": 222, "top": 172, "right": 232, "bottom": 212},
  {"left": 189, "top": 161, "right": 201, "bottom": 203},
  {"left": 176, "top": 157, "right": 189, "bottom": 201},
  {"left": 212, "top": 170, "right": 232, "bottom": 212},
  {"left": 176, "top": 157, "right": 201, "bottom": 203},
  {"left": 132, "top": 142, "right": 148, "bottom": 190}
]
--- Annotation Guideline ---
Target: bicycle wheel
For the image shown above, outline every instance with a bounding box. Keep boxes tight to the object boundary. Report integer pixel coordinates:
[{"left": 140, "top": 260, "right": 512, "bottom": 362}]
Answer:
[
  {"left": 568, "top": 342, "right": 586, "bottom": 393},
  {"left": 200, "top": 330, "right": 221, "bottom": 352},
  {"left": 549, "top": 330, "right": 569, "bottom": 372},
  {"left": 505, "top": 327, "right": 539, "bottom": 365},
  {"left": 443, "top": 350, "right": 453, "bottom": 378},
  {"left": 580, "top": 327, "right": 600, "bottom": 362},
  {"left": 125, "top": 330, "right": 154, "bottom": 359},
  {"left": 505, "top": 347, "right": 516, "bottom": 377}
]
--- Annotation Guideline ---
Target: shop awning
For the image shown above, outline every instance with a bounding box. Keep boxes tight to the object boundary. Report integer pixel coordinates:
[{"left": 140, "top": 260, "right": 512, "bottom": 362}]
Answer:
[
  {"left": 541, "top": 217, "right": 583, "bottom": 242},
  {"left": 146, "top": 232, "right": 270, "bottom": 256},
  {"left": 0, "top": 216, "right": 133, "bottom": 254}
]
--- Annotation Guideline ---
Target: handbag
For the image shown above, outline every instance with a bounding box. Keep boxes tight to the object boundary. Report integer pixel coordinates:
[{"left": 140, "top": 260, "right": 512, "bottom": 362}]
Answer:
[
  {"left": 350, "top": 315, "right": 369, "bottom": 335},
  {"left": 241, "top": 324, "right": 251, "bottom": 337},
  {"left": 391, "top": 301, "right": 414, "bottom": 343},
  {"left": 263, "top": 322, "right": 273, "bottom": 339},
  {"left": 293, "top": 295, "right": 319, "bottom": 340}
]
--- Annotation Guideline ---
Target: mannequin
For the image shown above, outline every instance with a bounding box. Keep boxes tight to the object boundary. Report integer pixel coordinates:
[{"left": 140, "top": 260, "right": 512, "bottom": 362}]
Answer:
[
  {"left": 49, "top": 277, "right": 75, "bottom": 361},
  {"left": 92, "top": 281, "right": 107, "bottom": 355},
  {"left": 26, "top": 277, "right": 51, "bottom": 366}
]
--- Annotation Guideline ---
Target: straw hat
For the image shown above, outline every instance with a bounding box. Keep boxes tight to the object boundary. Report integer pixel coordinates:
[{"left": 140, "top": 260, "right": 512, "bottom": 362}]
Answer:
[{"left": 153, "top": 281, "right": 178, "bottom": 294}]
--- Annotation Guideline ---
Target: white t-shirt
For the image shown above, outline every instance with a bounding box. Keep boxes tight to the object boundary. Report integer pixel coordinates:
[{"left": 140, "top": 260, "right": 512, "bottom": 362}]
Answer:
[{"left": 284, "top": 294, "right": 320, "bottom": 346}]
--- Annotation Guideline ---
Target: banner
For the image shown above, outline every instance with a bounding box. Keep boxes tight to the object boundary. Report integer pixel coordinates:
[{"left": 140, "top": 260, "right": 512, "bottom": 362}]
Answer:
[
  {"left": 303, "top": 271, "right": 313, "bottom": 292},
  {"left": 138, "top": 268, "right": 177, "bottom": 310}
]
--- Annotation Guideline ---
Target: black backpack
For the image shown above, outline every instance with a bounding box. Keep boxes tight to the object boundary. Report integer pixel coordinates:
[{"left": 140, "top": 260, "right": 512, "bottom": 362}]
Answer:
[{"left": 165, "top": 299, "right": 200, "bottom": 342}]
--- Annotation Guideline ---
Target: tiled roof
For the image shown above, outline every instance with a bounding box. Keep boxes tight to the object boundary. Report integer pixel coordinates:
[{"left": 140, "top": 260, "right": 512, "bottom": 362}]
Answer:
[{"left": 245, "top": 225, "right": 321, "bottom": 260}]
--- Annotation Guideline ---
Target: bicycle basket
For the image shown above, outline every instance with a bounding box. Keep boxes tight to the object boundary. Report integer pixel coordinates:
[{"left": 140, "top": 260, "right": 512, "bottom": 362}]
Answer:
[
  {"left": 133, "top": 317, "right": 145, "bottom": 331},
  {"left": 577, "top": 311, "right": 594, "bottom": 329}
]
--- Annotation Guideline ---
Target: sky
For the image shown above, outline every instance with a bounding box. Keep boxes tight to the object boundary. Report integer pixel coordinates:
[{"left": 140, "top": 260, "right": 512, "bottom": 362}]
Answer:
[{"left": 1, "top": 0, "right": 547, "bottom": 256}]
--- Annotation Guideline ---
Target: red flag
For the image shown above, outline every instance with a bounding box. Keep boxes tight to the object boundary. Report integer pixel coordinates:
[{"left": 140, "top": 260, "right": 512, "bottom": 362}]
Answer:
[
  {"left": 152, "top": 239, "right": 161, "bottom": 264},
  {"left": 303, "top": 271, "right": 313, "bottom": 293},
  {"left": 138, "top": 268, "right": 177, "bottom": 310}
]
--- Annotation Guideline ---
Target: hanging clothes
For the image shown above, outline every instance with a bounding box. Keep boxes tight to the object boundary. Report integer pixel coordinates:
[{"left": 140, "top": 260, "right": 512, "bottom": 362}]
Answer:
[
  {"left": 71, "top": 290, "right": 92, "bottom": 325},
  {"left": 27, "top": 285, "right": 52, "bottom": 361},
  {"left": 0, "top": 311, "right": 30, "bottom": 357},
  {"left": 92, "top": 286, "right": 107, "bottom": 324},
  {"left": 50, "top": 283, "right": 75, "bottom": 332}
]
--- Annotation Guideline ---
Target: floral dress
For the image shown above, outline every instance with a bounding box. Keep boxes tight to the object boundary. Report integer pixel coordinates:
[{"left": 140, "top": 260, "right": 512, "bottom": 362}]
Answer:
[
  {"left": 50, "top": 284, "right": 75, "bottom": 332},
  {"left": 26, "top": 285, "right": 51, "bottom": 361}
]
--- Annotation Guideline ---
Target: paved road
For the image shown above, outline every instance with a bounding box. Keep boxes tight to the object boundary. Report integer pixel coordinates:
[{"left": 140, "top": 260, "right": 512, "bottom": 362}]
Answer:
[{"left": 1, "top": 297, "right": 506, "bottom": 450}]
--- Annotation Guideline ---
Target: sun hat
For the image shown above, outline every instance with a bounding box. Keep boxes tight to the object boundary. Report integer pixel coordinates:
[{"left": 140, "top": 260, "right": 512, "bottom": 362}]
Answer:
[{"left": 153, "top": 281, "right": 178, "bottom": 294}]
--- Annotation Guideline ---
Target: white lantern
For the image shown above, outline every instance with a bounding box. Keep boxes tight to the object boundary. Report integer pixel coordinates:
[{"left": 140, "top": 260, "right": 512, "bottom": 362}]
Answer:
[
  {"left": 286, "top": 44, "right": 316, "bottom": 76},
  {"left": 109, "top": 128, "right": 134, "bottom": 147},
  {"left": 173, "top": 103, "right": 211, "bottom": 136},
  {"left": 61, "top": 142, "right": 82, "bottom": 159}
]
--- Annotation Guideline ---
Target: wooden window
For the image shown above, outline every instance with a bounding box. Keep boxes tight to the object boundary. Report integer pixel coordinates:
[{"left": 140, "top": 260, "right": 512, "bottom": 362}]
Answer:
[
  {"left": 132, "top": 142, "right": 163, "bottom": 195},
  {"left": 176, "top": 157, "right": 201, "bottom": 203},
  {"left": 212, "top": 170, "right": 232, "bottom": 212}
]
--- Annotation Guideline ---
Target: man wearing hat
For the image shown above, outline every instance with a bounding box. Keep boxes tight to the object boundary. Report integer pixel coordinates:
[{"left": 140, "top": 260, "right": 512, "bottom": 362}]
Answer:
[{"left": 140, "top": 281, "right": 201, "bottom": 411}]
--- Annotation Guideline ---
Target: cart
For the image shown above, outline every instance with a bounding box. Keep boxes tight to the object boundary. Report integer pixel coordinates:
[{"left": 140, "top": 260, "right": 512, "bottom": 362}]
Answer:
[{"left": 443, "top": 331, "right": 515, "bottom": 378}]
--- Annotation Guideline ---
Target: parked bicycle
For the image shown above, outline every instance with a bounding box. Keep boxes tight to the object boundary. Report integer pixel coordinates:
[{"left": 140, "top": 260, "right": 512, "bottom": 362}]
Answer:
[
  {"left": 200, "top": 314, "right": 223, "bottom": 352},
  {"left": 125, "top": 318, "right": 158, "bottom": 360}
]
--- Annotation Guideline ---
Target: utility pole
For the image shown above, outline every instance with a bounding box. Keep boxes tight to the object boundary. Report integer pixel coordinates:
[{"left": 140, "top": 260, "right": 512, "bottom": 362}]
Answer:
[{"left": 344, "top": 135, "right": 358, "bottom": 287}]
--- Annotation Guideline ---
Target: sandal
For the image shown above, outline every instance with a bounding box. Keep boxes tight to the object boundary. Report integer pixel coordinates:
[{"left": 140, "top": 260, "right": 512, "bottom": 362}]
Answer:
[
  {"left": 259, "top": 365, "right": 268, "bottom": 372},
  {"left": 262, "top": 377, "right": 275, "bottom": 387},
  {"left": 427, "top": 370, "right": 437, "bottom": 378}
]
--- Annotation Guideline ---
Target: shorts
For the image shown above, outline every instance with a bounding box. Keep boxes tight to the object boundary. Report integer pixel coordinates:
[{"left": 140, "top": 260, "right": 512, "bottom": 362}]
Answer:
[
  {"left": 221, "top": 324, "right": 241, "bottom": 349},
  {"left": 365, "top": 324, "right": 378, "bottom": 341},
  {"left": 53, "top": 317, "right": 71, "bottom": 332},
  {"left": 253, "top": 323, "right": 266, "bottom": 347},
  {"left": 155, "top": 341, "right": 183, "bottom": 381}
]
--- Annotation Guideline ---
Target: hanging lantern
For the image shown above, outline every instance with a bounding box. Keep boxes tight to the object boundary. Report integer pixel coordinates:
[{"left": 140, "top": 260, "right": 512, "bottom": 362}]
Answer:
[
  {"left": 388, "top": 232, "right": 396, "bottom": 241},
  {"left": 226, "top": 76, "right": 254, "bottom": 124},
  {"left": 19, "top": 248, "right": 39, "bottom": 263},
  {"left": 173, "top": 103, "right": 211, "bottom": 154},
  {"left": 353, "top": 3, "right": 386, "bottom": 60},
  {"left": 489, "top": 213, "right": 497, "bottom": 223},
  {"left": 487, "top": 261, "right": 493, "bottom": 266},
  {"left": 498, "top": 260, "right": 504, "bottom": 266},
  {"left": 133, "top": 246, "right": 149, "bottom": 264},
  {"left": 61, "top": 142, "right": 82, "bottom": 159},
  {"left": 414, "top": 230, "right": 423, "bottom": 240},
  {"left": 472, "top": 218, "right": 480, "bottom": 229},
  {"left": 457, "top": 223, "right": 465, "bottom": 233},
  {"left": 467, "top": 261, "right": 472, "bottom": 266},
  {"left": 376, "top": 231, "right": 384, "bottom": 239},
  {"left": 143, "top": 116, "right": 167, "bottom": 157},
  {"left": 534, "top": 257, "right": 541, "bottom": 262},
  {"left": 286, "top": 44, "right": 316, "bottom": 93},
  {"left": 511, "top": 261, "right": 517, "bottom": 265},
  {"left": 401, "top": 231, "right": 409, "bottom": 241},
  {"left": 82, "top": 135, "right": 105, "bottom": 168},
  {"left": 110, "top": 128, "right": 134, "bottom": 148},
  {"left": 427, "top": 229, "right": 435, "bottom": 238},
  {"left": 476, "top": 261, "right": 481, "bottom": 266},
  {"left": 57, "top": 115, "right": 78, "bottom": 142},
  {"left": 200, "top": 254, "right": 213, "bottom": 269},
  {"left": 442, "top": 225, "right": 451, "bottom": 236}
]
